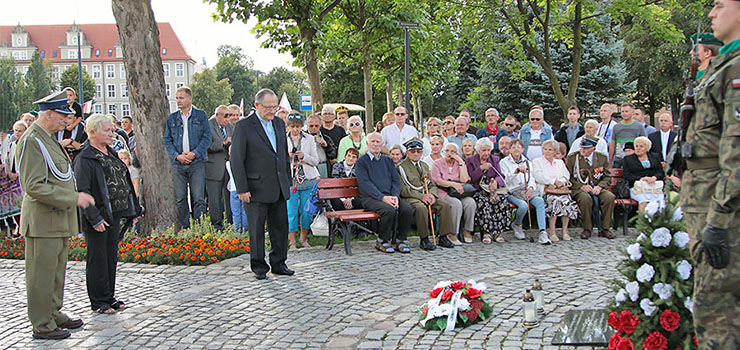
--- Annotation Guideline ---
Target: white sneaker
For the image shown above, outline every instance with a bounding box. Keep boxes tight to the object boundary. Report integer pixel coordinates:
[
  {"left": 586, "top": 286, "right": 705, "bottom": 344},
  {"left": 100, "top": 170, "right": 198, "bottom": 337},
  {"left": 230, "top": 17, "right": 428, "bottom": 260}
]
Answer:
[
  {"left": 513, "top": 224, "right": 526, "bottom": 240},
  {"left": 538, "top": 230, "right": 552, "bottom": 245}
]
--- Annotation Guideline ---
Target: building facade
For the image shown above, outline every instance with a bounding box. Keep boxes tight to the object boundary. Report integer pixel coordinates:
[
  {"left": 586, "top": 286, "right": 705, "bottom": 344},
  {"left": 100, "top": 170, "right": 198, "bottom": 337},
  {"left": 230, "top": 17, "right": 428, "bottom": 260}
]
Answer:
[{"left": 0, "top": 22, "right": 196, "bottom": 118}]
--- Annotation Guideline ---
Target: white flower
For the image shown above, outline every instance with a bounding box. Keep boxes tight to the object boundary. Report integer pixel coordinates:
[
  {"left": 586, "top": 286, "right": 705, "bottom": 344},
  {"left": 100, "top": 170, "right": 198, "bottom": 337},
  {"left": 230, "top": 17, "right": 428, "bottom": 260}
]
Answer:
[
  {"left": 653, "top": 283, "right": 674, "bottom": 300},
  {"left": 640, "top": 298, "right": 657, "bottom": 317},
  {"left": 651, "top": 227, "right": 672, "bottom": 247},
  {"left": 636, "top": 264, "right": 655, "bottom": 283},
  {"left": 645, "top": 201, "right": 664, "bottom": 216},
  {"left": 674, "top": 231, "right": 690, "bottom": 248},
  {"left": 468, "top": 280, "right": 487, "bottom": 292},
  {"left": 625, "top": 281, "right": 640, "bottom": 302},
  {"left": 615, "top": 288, "right": 628, "bottom": 304},
  {"left": 627, "top": 243, "right": 642, "bottom": 261},
  {"left": 457, "top": 298, "right": 471, "bottom": 311},
  {"left": 672, "top": 207, "right": 683, "bottom": 221},
  {"left": 432, "top": 303, "right": 453, "bottom": 317},
  {"left": 434, "top": 281, "right": 452, "bottom": 290},
  {"left": 684, "top": 297, "right": 693, "bottom": 313},
  {"left": 636, "top": 233, "right": 647, "bottom": 242},
  {"left": 677, "top": 260, "right": 693, "bottom": 280}
]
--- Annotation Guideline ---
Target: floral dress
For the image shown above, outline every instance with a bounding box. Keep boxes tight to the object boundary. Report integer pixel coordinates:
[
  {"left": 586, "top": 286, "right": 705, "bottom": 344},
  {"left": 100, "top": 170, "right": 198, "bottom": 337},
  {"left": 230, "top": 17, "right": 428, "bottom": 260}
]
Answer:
[{"left": 473, "top": 176, "right": 511, "bottom": 236}]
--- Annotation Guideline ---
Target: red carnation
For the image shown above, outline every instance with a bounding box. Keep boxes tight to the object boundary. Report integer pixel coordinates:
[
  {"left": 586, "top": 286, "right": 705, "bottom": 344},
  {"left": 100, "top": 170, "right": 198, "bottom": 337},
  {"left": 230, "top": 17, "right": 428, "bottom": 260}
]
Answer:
[
  {"left": 616, "top": 337, "right": 634, "bottom": 350},
  {"left": 421, "top": 305, "right": 429, "bottom": 317},
  {"left": 643, "top": 332, "right": 668, "bottom": 350},
  {"left": 608, "top": 332, "right": 621, "bottom": 350},
  {"left": 659, "top": 309, "right": 681, "bottom": 332},
  {"left": 619, "top": 310, "right": 640, "bottom": 335},
  {"left": 450, "top": 281, "right": 465, "bottom": 290},
  {"left": 459, "top": 299, "right": 484, "bottom": 323},
  {"left": 441, "top": 290, "right": 454, "bottom": 302},
  {"left": 465, "top": 288, "right": 482, "bottom": 299},
  {"left": 430, "top": 287, "right": 443, "bottom": 299},
  {"left": 608, "top": 311, "right": 621, "bottom": 332},
  {"left": 693, "top": 335, "right": 698, "bottom": 345}
]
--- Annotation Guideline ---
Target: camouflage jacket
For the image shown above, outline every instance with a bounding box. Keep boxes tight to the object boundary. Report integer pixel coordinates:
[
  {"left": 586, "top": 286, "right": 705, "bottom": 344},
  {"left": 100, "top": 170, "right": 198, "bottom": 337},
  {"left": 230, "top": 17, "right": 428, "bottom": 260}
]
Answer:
[{"left": 681, "top": 43, "right": 740, "bottom": 229}]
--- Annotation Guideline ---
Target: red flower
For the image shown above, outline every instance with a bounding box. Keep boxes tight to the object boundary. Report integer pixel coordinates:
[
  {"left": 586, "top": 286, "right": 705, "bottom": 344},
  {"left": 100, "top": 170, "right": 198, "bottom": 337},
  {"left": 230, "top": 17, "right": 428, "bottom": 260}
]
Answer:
[
  {"left": 450, "top": 281, "right": 465, "bottom": 290},
  {"left": 643, "top": 332, "right": 668, "bottom": 350},
  {"left": 693, "top": 335, "right": 698, "bottom": 345},
  {"left": 430, "top": 288, "right": 443, "bottom": 299},
  {"left": 659, "top": 309, "right": 681, "bottom": 332},
  {"left": 619, "top": 310, "right": 640, "bottom": 335},
  {"left": 608, "top": 332, "right": 621, "bottom": 350},
  {"left": 465, "top": 288, "right": 482, "bottom": 299},
  {"left": 441, "top": 290, "right": 454, "bottom": 302},
  {"left": 421, "top": 305, "right": 428, "bottom": 317},
  {"left": 616, "top": 337, "right": 634, "bottom": 350},
  {"left": 459, "top": 299, "right": 484, "bottom": 323},
  {"left": 608, "top": 311, "right": 621, "bottom": 332}
]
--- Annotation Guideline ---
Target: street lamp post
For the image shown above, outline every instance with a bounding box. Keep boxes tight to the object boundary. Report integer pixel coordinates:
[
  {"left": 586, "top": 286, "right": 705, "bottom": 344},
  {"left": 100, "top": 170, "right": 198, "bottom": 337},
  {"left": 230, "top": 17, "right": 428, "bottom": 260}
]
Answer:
[
  {"left": 398, "top": 21, "right": 419, "bottom": 120},
  {"left": 76, "top": 29, "right": 84, "bottom": 106}
]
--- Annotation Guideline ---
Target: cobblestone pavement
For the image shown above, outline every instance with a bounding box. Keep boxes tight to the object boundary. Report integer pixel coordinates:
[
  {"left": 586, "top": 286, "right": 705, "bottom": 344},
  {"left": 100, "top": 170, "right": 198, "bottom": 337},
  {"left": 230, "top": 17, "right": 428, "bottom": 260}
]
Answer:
[{"left": 0, "top": 230, "right": 635, "bottom": 350}]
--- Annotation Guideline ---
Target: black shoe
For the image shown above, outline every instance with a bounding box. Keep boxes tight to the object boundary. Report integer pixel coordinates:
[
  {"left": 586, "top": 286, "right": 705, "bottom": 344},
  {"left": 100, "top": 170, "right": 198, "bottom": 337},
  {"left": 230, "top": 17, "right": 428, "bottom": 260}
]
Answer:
[
  {"left": 32, "top": 328, "right": 71, "bottom": 340},
  {"left": 438, "top": 235, "right": 455, "bottom": 248},
  {"left": 272, "top": 267, "right": 295, "bottom": 276},
  {"left": 255, "top": 273, "right": 268, "bottom": 280},
  {"left": 57, "top": 318, "right": 83, "bottom": 329},
  {"left": 419, "top": 237, "right": 437, "bottom": 251}
]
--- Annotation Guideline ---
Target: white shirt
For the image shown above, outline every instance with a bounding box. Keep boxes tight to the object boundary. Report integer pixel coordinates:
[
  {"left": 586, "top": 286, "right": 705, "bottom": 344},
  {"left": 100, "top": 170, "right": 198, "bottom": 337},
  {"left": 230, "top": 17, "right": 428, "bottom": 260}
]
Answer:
[
  {"left": 526, "top": 129, "right": 543, "bottom": 160},
  {"left": 181, "top": 106, "right": 192, "bottom": 153},
  {"left": 596, "top": 120, "right": 616, "bottom": 144},
  {"left": 660, "top": 130, "right": 671, "bottom": 160},
  {"left": 381, "top": 123, "right": 419, "bottom": 150}
]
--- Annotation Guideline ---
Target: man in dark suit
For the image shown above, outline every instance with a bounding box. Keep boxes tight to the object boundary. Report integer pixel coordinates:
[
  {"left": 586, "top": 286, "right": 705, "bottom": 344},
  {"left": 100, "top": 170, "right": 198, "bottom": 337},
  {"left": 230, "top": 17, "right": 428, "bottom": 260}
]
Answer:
[
  {"left": 647, "top": 112, "right": 676, "bottom": 162},
  {"left": 206, "top": 105, "right": 236, "bottom": 230},
  {"left": 230, "top": 89, "right": 293, "bottom": 280}
]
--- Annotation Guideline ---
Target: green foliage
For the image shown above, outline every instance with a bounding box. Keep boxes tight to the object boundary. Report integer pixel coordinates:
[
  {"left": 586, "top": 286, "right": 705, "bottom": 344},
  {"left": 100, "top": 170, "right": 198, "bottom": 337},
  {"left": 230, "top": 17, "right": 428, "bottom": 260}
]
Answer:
[
  {"left": 59, "top": 65, "right": 95, "bottom": 104},
  {"left": 214, "top": 45, "right": 259, "bottom": 105},
  {"left": 25, "top": 51, "right": 52, "bottom": 104},
  {"left": 191, "top": 68, "right": 234, "bottom": 116},
  {"left": 259, "top": 67, "right": 308, "bottom": 110},
  {"left": 321, "top": 60, "right": 387, "bottom": 122},
  {"left": 453, "top": 42, "right": 480, "bottom": 113},
  {"left": 0, "top": 58, "right": 29, "bottom": 130}
]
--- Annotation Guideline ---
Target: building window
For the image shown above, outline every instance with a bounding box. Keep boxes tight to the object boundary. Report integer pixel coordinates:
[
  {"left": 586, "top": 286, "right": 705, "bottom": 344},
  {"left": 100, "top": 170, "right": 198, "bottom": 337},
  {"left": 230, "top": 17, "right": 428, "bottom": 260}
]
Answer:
[
  {"left": 176, "top": 82, "right": 184, "bottom": 89},
  {"left": 94, "top": 104, "right": 103, "bottom": 114},
  {"left": 92, "top": 65, "right": 101, "bottom": 79},
  {"left": 95, "top": 49, "right": 100, "bottom": 57},
  {"left": 120, "top": 64, "right": 126, "bottom": 79},
  {"left": 13, "top": 51, "right": 27, "bottom": 60},
  {"left": 16, "top": 37, "right": 22, "bottom": 46},
  {"left": 165, "top": 83, "right": 171, "bottom": 97},
  {"left": 106, "top": 64, "right": 115, "bottom": 79},
  {"left": 163, "top": 63, "right": 170, "bottom": 78},
  {"left": 122, "top": 104, "right": 130, "bottom": 117},
  {"left": 52, "top": 66, "right": 60, "bottom": 80},
  {"left": 95, "top": 85, "right": 102, "bottom": 99},
  {"left": 71, "top": 36, "right": 78, "bottom": 45},
  {"left": 107, "top": 84, "right": 116, "bottom": 98},
  {"left": 108, "top": 49, "right": 113, "bottom": 57},
  {"left": 121, "top": 84, "right": 128, "bottom": 98},
  {"left": 175, "top": 63, "right": 184, "bottom": 77},
  {"left": 21, "top": 66, "right": 29, "bottom": 76},
  {"left": 68, "top": 50, "right": 77, "bottom": 59},
  {"left": 162, "top": 48, "right": 167, "bottom": 55},
  {"left": 82, "top": 64, "right": 87, "bottom": 72},
  {"left": 107, "top": 104, "right": 117, "bottom": 116},
  {"left": 40, "top": 50, "right": 45, "bottom": 58}
]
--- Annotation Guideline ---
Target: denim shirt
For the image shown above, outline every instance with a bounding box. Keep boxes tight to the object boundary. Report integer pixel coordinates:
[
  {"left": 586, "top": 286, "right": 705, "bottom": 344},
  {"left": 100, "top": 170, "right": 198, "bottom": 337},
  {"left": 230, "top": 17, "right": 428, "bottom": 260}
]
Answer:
[
  {"left": 163, "top": 106, "right": 212, "bottom": 164},
  {"left": 519, "top": 124, "right": 553, "bottom": 154}
]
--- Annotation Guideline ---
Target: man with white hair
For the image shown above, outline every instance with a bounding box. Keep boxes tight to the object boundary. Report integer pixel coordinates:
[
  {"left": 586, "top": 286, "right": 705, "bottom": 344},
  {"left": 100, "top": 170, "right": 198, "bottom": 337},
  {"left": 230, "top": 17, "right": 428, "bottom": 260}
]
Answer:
[
  {"left": 447, "top": 116, "right": 477, "bottom": 150},
  {"left": 381, "top": 106, "right": 419, "bottom": 154},
  {"left": 319, "top": 105, "right": 346, "bottom": 156},
  {"left": 647, "top": 112, "right": 676, "bottom": 162},
  {"left": 205, "top": 105, "right": 235, "bottom": 230},
  {"left": 519, "top": 108, "right": 553, "bottom": 160}
]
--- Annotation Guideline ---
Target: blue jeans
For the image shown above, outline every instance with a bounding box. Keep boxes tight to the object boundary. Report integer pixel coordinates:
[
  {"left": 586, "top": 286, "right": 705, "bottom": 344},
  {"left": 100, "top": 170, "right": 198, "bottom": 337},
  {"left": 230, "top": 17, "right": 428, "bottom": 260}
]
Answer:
[
  {"left": 287, "top": 186, "right": 314, "bottom": 232},
  {"left": 230, "top": 190, "right": 248, "bottom": 234},
  {"left": 507, "top": 195, "right": 546, "bottom": 231},
  {"left": 172, "top": 162, "right": 206, "bottom": 229}
]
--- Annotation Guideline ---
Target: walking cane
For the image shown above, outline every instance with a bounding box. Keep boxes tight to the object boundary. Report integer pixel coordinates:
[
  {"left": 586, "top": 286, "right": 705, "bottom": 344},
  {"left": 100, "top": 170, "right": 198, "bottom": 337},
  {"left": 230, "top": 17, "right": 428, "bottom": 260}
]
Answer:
[
  {"left": 523, "top": 162, "right": 535, "bottom": 242},
  {"left": 423, "top": 176, "right": 438, "bottom": 245}
]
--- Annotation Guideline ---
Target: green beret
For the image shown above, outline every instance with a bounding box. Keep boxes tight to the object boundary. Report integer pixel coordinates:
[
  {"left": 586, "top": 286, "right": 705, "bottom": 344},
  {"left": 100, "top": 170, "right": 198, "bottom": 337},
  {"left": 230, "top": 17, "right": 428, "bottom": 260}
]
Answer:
[{"left": 691, "top": 33, "right": 724, "bottom": 47}]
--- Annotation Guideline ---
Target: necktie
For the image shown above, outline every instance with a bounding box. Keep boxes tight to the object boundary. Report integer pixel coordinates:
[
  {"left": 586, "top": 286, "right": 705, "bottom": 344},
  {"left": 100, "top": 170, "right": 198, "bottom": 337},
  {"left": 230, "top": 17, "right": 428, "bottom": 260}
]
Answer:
[
  {"left": 586, "top": 157, "right": 592, "bottom": 166},
  {"left": 416, "top": 162, "right": 423, "bottom": 175},
  {"left": 221, "top": 126, "right": 227, "bottom": 140}
]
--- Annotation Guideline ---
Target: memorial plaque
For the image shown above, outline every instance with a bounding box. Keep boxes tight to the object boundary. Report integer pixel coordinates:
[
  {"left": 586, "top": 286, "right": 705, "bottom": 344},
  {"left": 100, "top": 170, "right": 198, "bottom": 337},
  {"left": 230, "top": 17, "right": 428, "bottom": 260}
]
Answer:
[{"left": 551, "top": 309, "right": 610, "bottom": 346}]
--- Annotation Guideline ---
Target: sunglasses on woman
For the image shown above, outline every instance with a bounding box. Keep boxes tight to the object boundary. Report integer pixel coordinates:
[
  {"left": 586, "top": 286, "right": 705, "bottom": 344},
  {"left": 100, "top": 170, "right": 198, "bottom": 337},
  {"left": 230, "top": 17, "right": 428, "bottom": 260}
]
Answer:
[{"left": 348, "top": 122, "right": 362, "bottom": 127}]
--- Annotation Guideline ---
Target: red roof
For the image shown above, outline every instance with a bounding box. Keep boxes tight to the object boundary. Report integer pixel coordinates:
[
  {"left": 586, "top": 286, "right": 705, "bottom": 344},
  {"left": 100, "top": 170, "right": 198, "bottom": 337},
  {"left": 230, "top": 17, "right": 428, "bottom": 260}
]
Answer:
[{"left": 0, "top": 23, "right": 192, "bottom": 63}]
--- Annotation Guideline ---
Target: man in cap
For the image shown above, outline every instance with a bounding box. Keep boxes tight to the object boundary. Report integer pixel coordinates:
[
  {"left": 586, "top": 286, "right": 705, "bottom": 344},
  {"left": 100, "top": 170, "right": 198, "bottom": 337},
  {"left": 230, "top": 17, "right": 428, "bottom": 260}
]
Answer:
[
  {"left": 397, "top": 138, "right": 458, "bottom": 250},
  {"left": 690, "top": 32, "right": 724, "bottom": 81},
  {"left": 16, "top": 93, "right": 95, "bottom": 339},
  {"left": 565, "top": 135, "right": 615, "bottom": 239},
  {"left": 682, "top": 1, "right": 740, "bottom": 346}
]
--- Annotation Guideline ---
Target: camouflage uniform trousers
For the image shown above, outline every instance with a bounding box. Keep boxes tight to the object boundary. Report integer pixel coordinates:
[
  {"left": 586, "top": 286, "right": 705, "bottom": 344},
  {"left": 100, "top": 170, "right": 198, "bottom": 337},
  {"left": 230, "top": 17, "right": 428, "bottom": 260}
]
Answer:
[{"left": 685, "top": 212, "right": 740, "bottom": 349}]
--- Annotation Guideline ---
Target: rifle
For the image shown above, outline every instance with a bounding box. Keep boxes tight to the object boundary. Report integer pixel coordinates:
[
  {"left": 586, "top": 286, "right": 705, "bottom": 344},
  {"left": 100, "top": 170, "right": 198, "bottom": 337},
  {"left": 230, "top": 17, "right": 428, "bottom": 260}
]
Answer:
[{"left": 667, "top": 22, "right": 702, "bottom": 177}]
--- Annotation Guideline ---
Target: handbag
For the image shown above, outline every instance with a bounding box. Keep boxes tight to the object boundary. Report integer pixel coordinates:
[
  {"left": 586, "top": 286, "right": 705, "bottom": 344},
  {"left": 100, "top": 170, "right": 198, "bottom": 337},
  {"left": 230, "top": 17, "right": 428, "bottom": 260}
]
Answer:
[
  {"left": 444, "top": 182, "right": 477, "bottom": 199},
  {"left": 613, "top": 180, "right": 631, "bottom": 199},
  {"left": 310, "top": 214, "right": 329, "bottom": 237},
  {"left": 303, "top": 180, "right": 322, "bottom": 215},
  {"left": 633, "top": 180, "right": 664, "bottom": 195},
  {"left": 545, "top": 184, "right": 571, "bottom": 195}
]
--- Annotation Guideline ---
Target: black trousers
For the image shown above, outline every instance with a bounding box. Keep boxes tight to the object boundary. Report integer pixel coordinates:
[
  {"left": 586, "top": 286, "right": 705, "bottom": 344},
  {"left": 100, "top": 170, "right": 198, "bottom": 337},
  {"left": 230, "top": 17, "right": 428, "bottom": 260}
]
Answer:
[
  {"left": 84, "top": 213, "right": 121, "bottom": 311},
  {"left": 245, "top": 194, "right": 289, "bottom": 275},
  {"left": 206, "top": 171, "right": 232, "bottom": 229},
  {"left": 362, "top": 198, "right": 413, "bottom": 242}
]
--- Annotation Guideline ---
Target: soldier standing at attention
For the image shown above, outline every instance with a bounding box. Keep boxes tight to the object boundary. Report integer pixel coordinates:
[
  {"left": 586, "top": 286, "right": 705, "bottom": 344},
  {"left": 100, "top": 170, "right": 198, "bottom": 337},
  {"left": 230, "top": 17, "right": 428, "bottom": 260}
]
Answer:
[
  {"left": 681, "top": 1, "right": 740, "bottom": 347},
  {"left": 17, "top": 94, "right": 95, "bottom": 339}
]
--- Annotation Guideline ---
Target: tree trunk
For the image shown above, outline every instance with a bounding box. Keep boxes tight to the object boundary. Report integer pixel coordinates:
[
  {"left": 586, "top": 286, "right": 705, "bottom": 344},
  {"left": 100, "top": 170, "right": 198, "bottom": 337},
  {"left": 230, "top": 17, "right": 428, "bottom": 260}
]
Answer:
[
  {"left": 112, "top": 0, "right": 178, "bottom": 234},
  {"left": 385, "top": 78, "right": 393, "bottom": 113},
  {"left": 566, "top": 0, "right": 583, "bottom": 117},
  {"left": 361, "top": 45, "right": 374, "bottom": 133},
  {"left": 305, "top": 47, "right": 323, "bottom": 111}
]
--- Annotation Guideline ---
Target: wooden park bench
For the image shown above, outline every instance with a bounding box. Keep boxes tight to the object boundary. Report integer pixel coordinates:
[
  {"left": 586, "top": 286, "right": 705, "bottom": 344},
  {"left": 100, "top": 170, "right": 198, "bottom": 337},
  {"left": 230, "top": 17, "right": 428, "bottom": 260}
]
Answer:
[
  {"left": 316, "top": 178, "right": 379, "bottom": 255},
  {"left": 610, "top": 168, "right": 638, "bottom": 236}
]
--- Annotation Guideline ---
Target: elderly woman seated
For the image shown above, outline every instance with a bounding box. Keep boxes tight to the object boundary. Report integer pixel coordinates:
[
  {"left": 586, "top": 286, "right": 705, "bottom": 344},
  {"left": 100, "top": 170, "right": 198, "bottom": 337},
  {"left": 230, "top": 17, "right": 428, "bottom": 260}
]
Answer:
[
  {"left": 532, "top": 139, "right": 579, "bottom": 242},
  {"left": 466, "top": 137, "right": 511, "bottom": 244},
  {"left": 389, "top": 144, "right": 404, "bottom": 165},
  {"left": 431, "top": 143, "right": 477, "bottom": 244},
  {"left": 622, "top": 136, "right": 665, "bottom": 212},
  {"left": 569, "top": 119, "right": 609, "bottom": 157},
  {"left": 331, "top": 148, "right": 363, "bottom": 211}
]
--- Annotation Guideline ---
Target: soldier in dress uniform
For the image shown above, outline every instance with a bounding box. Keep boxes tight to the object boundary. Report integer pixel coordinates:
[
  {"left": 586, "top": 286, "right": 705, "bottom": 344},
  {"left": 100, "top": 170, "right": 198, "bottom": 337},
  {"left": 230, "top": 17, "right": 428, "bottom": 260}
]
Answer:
[
  {"left": 16, "top": 93, "right": 95, "bottom": 340},
  {"left": 681, "top": 1, "right": 740, "bottom": 347}
]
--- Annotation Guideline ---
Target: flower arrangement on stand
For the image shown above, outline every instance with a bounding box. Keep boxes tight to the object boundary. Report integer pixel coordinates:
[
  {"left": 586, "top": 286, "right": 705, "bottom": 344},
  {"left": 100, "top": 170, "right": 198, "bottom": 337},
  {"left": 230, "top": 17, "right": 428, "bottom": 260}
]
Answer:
[
  {"left": 608, "top": 199, "right": 697, "bottom": 350},
  {"left": 418, "top": 280, "right": 493, "bottom": 332}
]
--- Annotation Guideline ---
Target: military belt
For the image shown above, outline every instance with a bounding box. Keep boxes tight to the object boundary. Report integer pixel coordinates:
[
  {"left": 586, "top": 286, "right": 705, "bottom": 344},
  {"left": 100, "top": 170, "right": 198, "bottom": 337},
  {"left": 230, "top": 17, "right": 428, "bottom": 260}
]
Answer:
[{"left": 686, "top": 157, "right": 720, "bottom": 170}]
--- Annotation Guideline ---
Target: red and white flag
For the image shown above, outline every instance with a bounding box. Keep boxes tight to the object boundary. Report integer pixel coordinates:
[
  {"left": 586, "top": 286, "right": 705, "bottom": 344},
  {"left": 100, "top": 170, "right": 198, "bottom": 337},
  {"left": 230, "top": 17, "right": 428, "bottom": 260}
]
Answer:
[
  {"left": 82, "top": 100, "right": 93, "bottom": 114},
  {"left": 239, "top": 98, "right": 244, "bottom": 114}
]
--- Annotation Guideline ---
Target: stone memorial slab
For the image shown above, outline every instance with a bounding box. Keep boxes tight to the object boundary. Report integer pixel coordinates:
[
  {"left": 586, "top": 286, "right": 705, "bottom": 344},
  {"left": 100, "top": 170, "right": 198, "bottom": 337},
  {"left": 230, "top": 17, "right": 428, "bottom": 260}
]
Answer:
[{"left": 551, "top": 309, "right": 610, "bottom": 346}]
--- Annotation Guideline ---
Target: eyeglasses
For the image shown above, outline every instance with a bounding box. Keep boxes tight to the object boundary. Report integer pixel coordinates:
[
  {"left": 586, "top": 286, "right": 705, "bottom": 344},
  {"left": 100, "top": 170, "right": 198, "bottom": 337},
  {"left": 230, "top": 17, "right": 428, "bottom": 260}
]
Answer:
[
  {"left": 322, "top": 112, "right": 335, "bottom": 116},
  {"left": 427, "top": 123, "right": 440, "bottom": 127},
  {"left": 530, "top": 118, "right": 542, "bottom": 121},
  {"left": 308, "top": 124, "right": 321, "bottom": 128},
  {"left": 408, "top": 149, "right": 423, "bottom": 153},
  {"left": 395, "top": 113, "right": 407, "bottom": 116},
  {"left": 504, "top": 123, "right": 515, "bottom": 127},
  {"left": 349, "top": 122, "right": 362, "bottom": 127},
  {"left": 443, "top": 121, "right": 453, "bottom": 124},
  {"left": 260, "top": 105, "right": 279, "bottom": 111},
  {"left": 288, "top": 114, "right": 302, "bottom": 119}
]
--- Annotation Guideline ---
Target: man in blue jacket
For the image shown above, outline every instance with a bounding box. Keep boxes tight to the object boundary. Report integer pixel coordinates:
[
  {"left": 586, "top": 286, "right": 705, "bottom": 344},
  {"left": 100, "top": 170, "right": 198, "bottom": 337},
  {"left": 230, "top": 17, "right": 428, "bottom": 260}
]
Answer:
[{"left": 163, "top": 86, "right": 212, "bottom": 229}]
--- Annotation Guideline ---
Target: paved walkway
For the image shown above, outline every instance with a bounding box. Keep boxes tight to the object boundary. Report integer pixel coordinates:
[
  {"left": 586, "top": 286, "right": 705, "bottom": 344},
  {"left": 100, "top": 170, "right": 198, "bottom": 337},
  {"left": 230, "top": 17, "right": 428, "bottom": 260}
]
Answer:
[{"left": 0, "top": 231, "right": 632, "bottom": 350}]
